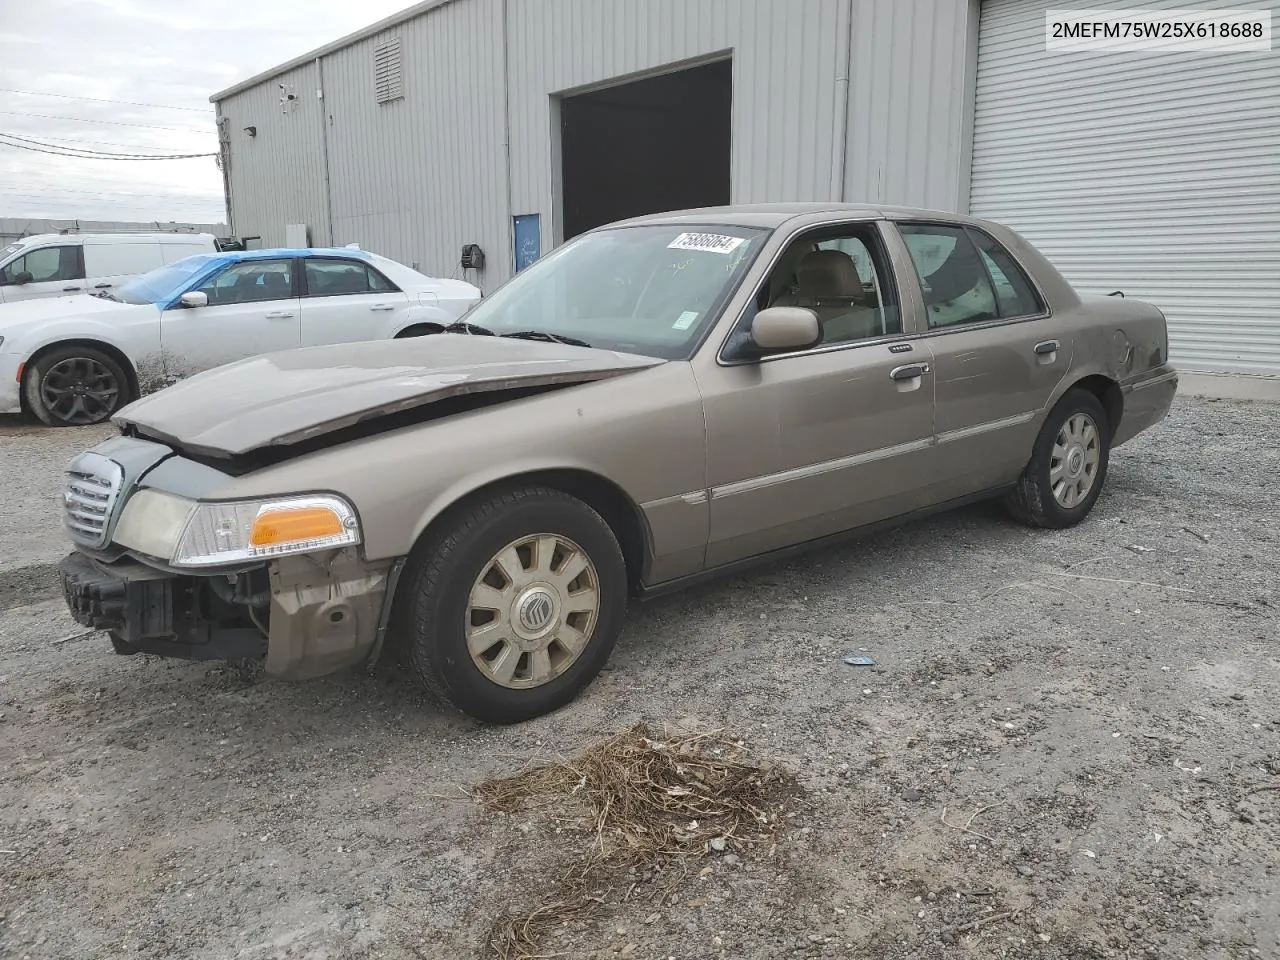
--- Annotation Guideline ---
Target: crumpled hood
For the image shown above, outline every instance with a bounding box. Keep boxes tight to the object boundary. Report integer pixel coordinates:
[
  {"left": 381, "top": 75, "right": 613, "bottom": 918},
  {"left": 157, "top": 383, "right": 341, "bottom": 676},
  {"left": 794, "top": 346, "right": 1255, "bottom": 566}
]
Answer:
[
  {"left": 113, "top": 334, "right": 665, "bottom": 457},
  {"left": 0, "top": 293, "right": 153, "bottom": 334}
]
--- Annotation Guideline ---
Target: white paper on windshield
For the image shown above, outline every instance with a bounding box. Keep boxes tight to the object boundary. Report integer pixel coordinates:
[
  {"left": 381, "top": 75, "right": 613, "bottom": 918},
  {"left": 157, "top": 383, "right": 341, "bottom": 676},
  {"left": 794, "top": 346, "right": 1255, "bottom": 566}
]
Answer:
[
  {"left": 667, "top": 232, "right": 745, "bottom": 255},
  {"left": 672, "top": 310, "right": 699, "bottom": 330}
]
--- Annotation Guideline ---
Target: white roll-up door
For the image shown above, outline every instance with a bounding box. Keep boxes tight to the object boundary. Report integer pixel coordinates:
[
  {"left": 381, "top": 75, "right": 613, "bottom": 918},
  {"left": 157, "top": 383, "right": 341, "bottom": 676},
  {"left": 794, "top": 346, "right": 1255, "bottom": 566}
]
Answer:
[{"left": 969, "top": 0, "right": 1280, "bottom": 376}]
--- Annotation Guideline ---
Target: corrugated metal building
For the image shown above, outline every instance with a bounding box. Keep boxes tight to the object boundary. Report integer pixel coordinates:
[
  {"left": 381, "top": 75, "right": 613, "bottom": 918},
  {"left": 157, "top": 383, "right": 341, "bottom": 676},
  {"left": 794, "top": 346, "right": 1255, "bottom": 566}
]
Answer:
[{"left": 211, "top": 0, "right": 1280, "bottom": 387}]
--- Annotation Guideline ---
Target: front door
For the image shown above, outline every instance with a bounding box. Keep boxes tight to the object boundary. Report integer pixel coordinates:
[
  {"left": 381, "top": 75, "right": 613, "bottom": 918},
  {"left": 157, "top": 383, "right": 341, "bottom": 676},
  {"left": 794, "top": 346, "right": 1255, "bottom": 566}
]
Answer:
[
  {"left": 298, "top": 256, "right": 411, "bottom": 345},
  {"left": 892, "top": 221, "right": 1072, "bottom": 495},
  {"left": 0, "top": 244, "right": 86, "bottom": 301},
  {"left": 695, "top": 220, "right": 937, "bottom": 568},
  {"left": 159, "top": 257, "right": 301, "bottom": 377}
]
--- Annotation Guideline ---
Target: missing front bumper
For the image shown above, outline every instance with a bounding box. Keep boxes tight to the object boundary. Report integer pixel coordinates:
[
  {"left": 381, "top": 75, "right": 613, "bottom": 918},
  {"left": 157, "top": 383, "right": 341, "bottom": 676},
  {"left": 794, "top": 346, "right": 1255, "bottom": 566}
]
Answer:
[
  {"left": 59, "top": 551, "right": 263, "bottom": 660},
  {"left": 58, "top": 549, "right": 394, "bottom": 677}
]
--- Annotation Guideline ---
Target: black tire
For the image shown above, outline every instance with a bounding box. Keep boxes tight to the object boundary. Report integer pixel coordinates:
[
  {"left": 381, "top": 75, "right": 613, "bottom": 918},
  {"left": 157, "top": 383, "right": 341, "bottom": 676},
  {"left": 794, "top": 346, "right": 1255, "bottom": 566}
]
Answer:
[
  {"left": 393, "top": 486, "right": 627, "bottom": 724},
  {"left": 23, "top": 345, "right": 130, "bottom": 427},
  {"left": 1005, "top": 388, "right": 1111, "bottom": 529}
]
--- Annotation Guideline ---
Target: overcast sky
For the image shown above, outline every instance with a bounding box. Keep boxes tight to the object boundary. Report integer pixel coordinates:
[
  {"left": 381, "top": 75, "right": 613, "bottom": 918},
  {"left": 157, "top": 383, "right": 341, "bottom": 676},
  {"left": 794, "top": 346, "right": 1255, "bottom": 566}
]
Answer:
[{"left": 0, "top": 0, "right": 413, "bottom": 229}]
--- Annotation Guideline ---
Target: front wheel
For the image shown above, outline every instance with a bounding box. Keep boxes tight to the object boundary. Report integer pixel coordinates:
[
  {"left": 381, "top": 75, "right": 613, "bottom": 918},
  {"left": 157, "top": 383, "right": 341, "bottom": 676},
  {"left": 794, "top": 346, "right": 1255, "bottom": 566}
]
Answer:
[
  {"left": 23, "top": 345, "right": 130, "bottom": 427},
  {"left": 1005, "top": 388, "right": 1110, "bottom": 529},
  {"left": 394, "top": 486, "right": 627, "bottom": 724}
]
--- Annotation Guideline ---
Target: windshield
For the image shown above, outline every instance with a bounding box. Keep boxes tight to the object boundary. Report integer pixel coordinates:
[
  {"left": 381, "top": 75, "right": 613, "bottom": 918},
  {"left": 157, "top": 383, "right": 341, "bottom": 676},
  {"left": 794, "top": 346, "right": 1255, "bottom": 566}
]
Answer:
[
  {"left": 1, "top": 241, "right": 25, "bottom": 262},
  {"left": 461, "top": 224, "right": 769, "bottom": 359},
  {"left": 116, "top": 254, "right": 220, "bottom": 305}
]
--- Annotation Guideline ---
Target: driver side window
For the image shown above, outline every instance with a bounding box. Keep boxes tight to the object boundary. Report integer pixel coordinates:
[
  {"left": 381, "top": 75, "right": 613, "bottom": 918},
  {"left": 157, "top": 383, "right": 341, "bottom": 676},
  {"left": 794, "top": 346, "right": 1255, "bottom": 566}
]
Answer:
[
  {"left": 1, "top": 246, "right": 83, "bottom": 284},
  {"left": 731, "top": 223, "right": 900, "bottom": 353},
  {"left": 195, "top": 259, "right": 294, "bottom": 306}
]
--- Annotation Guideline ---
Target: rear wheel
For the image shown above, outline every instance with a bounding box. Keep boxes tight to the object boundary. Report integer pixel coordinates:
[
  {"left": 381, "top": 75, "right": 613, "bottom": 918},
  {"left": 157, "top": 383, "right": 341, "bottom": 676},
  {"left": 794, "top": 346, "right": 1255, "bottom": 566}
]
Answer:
[
  {"left": 393, "top": 486, "right": 627, "bottom": 724},
  {"left": 1005, "top": 388, "right": 1110, "bottom": 529},
  {"left": 24, "top": 345, "right": 130, "bottom": 427}
]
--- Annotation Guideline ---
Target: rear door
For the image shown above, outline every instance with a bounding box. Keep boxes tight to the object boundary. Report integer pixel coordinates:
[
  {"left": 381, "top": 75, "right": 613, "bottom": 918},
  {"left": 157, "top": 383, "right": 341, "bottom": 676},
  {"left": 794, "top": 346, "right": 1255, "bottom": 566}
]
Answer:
[
  {"left": 82, "top": 239, "right": 164, "bottom": 297},
  {"left": 0, "top": 244, "right": 86, "bottom": 301},
  {"left": 158, "top": 257, "right": 301, "bottom": 375},
  {"left": 890, "top": 220, "right": 1072, "bottom": 495},
  {"left": 298, "top": 256, "right": 411, "bottom": 345}
]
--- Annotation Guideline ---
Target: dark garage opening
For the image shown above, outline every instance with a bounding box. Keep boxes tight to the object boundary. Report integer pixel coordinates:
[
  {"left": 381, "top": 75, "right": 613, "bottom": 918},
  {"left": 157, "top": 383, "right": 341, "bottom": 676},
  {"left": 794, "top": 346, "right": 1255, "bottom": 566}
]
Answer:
[{"left": 560, "top": 59, "right": 732, "bottom": 240}]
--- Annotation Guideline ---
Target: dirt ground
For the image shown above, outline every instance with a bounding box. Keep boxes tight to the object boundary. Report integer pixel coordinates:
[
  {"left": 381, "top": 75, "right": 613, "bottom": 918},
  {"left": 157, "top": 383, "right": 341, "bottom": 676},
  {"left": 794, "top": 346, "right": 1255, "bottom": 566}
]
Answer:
[{"left": 1, "top": 396, "right": 1277, "bottom": 960}]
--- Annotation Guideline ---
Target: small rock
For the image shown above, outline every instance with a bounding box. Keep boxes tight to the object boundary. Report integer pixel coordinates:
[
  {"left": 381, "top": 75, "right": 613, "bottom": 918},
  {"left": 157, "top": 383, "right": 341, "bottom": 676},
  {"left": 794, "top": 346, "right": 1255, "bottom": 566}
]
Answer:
[
  {"left": 644, "top": 913, "right": 661, "bottom": 924},
  {"left": 1017, "top": 865, "right": 1035, "bottom": 877},
  {"left": 620, "top": 944, "right": 636, "bottom": 956},
  {"left": 723, "top": 854, "right": 740, "bottom": 867},
  {"left": 1231, "top": 693, "right": 1246, "bottom": 701},
  {"left": 902, "top": 788, "right": 923, "bottom": 802},
  {"left": 709, "top": 837, "right": 727, "bottom": 852}
]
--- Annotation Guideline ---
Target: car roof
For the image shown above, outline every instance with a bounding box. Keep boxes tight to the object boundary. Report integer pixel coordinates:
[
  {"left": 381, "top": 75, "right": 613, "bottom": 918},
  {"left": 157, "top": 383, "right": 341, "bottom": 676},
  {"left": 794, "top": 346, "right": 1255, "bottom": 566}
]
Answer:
[
  {"left": 605, "top": 202, "right": 991, "bottom": 230},
  {"left": 222, "top": 247, "right": 378, "bottom": 262}
]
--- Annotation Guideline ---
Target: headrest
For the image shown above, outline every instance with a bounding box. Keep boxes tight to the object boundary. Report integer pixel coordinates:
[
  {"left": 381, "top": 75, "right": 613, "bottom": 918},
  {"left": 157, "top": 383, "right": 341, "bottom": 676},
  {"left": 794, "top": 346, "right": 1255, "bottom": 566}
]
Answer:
[{"left": 796, "top": 249, "right": 863, "bottom": 300}]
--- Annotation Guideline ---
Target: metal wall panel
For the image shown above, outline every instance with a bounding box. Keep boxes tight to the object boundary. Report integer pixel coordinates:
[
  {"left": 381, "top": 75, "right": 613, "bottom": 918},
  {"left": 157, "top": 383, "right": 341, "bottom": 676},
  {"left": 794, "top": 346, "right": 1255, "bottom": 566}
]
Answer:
[
  {"left": 971, "top": 0, "right": 1280, "bottom": 376},
  {"left": 844, "top": 0, "right": 981, "bottom": 211},
  {"left": 310, "top": 0, "right": 508, "bottom": 288},
  {"left": 506, "top": 0, "right": 848, "bottom": 250},
  {"left": 215, "top": 63, "right": 329, "bottom": 249},
  {"left": 215, "top": 0, "right": 978, "bottom": 288}
]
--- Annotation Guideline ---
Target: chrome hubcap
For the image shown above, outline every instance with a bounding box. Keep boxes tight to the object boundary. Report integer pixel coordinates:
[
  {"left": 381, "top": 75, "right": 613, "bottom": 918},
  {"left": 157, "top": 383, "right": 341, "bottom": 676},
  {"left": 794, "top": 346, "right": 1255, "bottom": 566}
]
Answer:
[
  {"left": 1050, "top": 412, "right": 1101, "bottom": 508},
  {"left": 466, "top": 534, "right": 600, "bottom": 689}
]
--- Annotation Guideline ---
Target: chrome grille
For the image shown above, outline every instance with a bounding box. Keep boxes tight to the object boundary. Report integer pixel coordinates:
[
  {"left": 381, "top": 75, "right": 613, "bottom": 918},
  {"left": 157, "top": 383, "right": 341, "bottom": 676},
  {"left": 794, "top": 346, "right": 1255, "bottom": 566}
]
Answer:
[{"left": 63, "top": 453, "right": 124, "bottom": 548}]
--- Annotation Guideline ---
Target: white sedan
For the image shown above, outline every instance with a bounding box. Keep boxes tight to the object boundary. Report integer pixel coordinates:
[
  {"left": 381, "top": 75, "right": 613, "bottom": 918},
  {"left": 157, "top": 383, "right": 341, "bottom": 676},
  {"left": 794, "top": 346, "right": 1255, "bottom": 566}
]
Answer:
[{"left": 0, "top": 247, "right": 481, "bottom": 426}]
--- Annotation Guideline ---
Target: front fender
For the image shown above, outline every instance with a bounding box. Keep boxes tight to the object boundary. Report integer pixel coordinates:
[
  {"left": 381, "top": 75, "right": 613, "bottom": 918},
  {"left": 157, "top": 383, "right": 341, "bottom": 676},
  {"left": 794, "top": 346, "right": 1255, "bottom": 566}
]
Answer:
[
  {"left": 392, "top": 303, "right": 464, "bottom": 335},
  {"left": 405, "top": 454, "right": 651, "bottom": 554},
  {"left": 16, "top": 314, "right": 159, "bottom": 368}
]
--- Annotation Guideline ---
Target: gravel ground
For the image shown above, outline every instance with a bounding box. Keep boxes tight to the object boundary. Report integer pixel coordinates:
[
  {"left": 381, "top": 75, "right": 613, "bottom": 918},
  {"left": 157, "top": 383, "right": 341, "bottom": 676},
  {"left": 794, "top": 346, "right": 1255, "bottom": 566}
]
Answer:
[
  {"left": 1, "top": 396, "right": 1277, "bottom": 960},
  {"left": 0, "top": 419, "right": 116, "bottom": 605}
]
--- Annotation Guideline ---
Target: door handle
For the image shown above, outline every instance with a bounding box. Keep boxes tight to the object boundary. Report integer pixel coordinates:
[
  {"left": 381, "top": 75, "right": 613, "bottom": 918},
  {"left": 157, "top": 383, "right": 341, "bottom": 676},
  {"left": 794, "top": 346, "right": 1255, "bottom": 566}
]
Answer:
[
  {"left": 889, "top": 362, "right": 930, "bottom": 381},
  {"left": 265, "top": 311, "right": 295, "bottom": 319},
  {"left": 62, "top": 286, "right": 81, "bottom": 292},
  {"left": 369, "top": 304, "right": 395, "bottom": 311},
  {"left": 93, "top": 282, "right": 112, "bottom": 289},
  {"left": 1034, "top": 339, "right": 1060, "bottom": 356}
]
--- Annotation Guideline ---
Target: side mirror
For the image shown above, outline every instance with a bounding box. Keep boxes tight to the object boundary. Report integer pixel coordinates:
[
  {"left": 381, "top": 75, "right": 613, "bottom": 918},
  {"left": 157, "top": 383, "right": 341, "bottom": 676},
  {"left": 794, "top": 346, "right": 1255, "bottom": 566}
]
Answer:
[
  {"left": 750, "top": 306, "right": 821, "bottom": 352},
  {"left": 179, "top": 291, "right": 208, "bottom": 308},
  {"left": 12, "top": 271, "right": 34, "bottom": 285}
]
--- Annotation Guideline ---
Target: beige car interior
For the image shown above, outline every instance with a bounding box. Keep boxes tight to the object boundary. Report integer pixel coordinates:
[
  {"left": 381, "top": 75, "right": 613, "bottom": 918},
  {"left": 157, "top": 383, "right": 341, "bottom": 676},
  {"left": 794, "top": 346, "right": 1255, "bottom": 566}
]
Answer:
[{"left": 768, "top": 243, "right": 886, "bottom": 343}]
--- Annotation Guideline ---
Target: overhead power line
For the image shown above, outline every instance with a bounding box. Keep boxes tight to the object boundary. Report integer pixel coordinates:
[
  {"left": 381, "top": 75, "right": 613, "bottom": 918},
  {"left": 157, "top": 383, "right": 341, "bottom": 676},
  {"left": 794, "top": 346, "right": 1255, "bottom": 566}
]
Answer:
[
  {"left": 0, "top": 88, "right": 210, "bottom": 113},
  {"left": 0, "top": 110, "right": 209, "bottom": 132},
  {"left": 13, "top": 131, "right": 209, "bottom": 152},
  {"left": 0, "top": 133, "right": 217, "bottom": 160}
]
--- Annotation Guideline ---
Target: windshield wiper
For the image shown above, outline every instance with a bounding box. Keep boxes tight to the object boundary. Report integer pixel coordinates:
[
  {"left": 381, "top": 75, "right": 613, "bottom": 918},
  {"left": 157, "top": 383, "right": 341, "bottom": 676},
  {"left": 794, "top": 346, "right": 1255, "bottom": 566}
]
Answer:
[
  {"left": 442, "top": 320, "right": 496, "bottom": 336},
  {"left": 500, "top": 330, "right": 592, "bottom": 348}
]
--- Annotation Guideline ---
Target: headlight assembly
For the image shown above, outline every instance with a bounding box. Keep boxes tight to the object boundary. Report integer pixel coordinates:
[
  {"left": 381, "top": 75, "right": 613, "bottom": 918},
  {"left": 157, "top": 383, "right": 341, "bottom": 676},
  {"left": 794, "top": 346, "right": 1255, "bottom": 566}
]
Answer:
[{"left": 113, "top": 490, "right": 361, "bottom": 568}]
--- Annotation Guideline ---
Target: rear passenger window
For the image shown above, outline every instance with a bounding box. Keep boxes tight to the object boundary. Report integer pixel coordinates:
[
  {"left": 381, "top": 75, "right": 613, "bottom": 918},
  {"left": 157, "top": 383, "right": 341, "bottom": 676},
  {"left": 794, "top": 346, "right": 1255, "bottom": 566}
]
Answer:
[
  {"left": 304, "top": 259, "right": 397, "bottom": 296},
  {"left": 966, "top": 228, "right": 1046, "bottom": 318},
  {"left": 898, "top": 224, "right": 998, "bottom": 329}
]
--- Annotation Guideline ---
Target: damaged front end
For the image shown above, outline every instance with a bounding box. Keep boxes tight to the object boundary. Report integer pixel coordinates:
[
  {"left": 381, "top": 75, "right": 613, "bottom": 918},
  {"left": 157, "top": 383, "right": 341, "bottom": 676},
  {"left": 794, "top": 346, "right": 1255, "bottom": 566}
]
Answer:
[{"left": 59, "top": 435, "right": 396, "bottom": 677}]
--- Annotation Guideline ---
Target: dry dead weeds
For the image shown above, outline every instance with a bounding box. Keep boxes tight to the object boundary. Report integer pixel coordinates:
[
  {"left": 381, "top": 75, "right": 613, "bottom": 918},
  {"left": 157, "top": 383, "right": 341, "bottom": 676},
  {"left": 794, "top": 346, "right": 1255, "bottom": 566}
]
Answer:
[{"left": 471, "top": 722, "right": 800, "bottom": 959}]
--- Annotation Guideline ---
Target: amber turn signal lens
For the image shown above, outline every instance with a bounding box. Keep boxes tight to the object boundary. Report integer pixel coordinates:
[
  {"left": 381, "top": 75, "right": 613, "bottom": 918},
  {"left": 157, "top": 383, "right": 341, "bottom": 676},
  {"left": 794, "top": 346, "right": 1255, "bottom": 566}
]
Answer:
[{"left": 249, "top": 506, "right": 345, "bottom": 546}]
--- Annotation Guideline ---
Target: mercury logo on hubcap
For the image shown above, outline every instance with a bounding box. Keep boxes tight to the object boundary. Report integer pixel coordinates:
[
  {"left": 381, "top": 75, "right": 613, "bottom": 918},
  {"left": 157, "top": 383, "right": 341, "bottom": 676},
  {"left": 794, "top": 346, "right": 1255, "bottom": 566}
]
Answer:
[{"left": 517, "top": 588, "right": 556, "bottom": 634}]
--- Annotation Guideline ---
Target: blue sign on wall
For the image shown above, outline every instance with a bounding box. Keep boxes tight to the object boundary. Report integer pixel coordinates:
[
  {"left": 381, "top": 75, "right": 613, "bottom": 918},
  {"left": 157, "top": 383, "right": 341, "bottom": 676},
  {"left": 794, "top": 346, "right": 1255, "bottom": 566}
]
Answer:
[{"left": 513, "top": 214, "right": 541, "bottom": 273}]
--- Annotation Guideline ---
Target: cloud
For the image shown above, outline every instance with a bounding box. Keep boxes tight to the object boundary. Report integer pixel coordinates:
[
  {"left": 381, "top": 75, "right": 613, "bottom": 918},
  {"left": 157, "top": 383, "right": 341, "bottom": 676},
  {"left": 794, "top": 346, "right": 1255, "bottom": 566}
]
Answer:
[{"left": 0, "top": 0, "right": 413, "bottom": 225}]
